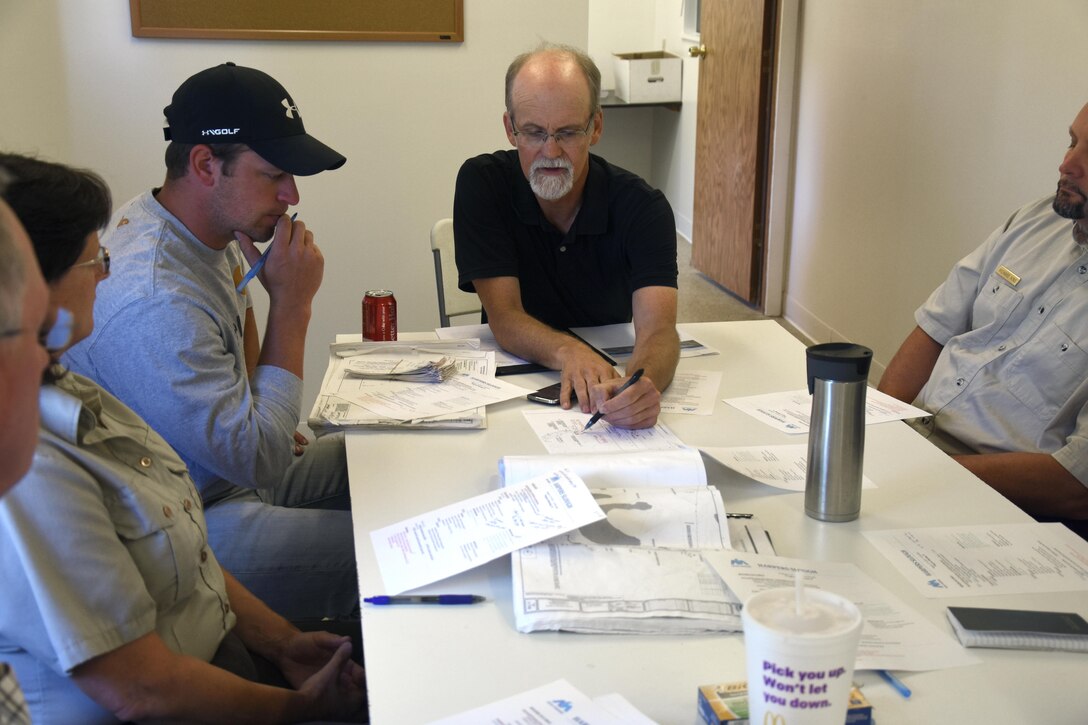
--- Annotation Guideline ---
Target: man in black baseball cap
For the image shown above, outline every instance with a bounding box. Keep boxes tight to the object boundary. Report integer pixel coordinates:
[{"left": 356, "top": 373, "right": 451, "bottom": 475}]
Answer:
[
  {"left": 164, "top": 62, "right": 345, "bottom": 176},
  {"left": 63, "top": 62, "right": 360, "bottom": 629}
]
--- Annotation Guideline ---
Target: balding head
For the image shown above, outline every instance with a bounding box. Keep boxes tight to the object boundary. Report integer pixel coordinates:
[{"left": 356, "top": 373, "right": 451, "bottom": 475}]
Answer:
[{"left": 505, "top": 43, "right": 601, "bottom": 122}]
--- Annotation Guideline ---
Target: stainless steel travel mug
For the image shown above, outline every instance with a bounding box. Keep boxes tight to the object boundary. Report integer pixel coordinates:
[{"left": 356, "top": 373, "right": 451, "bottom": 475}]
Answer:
[{"left": 804, "top": 343, "right": 873, "bottom": 522}]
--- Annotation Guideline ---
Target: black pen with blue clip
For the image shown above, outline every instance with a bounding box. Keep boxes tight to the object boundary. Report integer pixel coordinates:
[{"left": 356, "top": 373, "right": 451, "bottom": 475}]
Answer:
[
  {"left": 582, "top": 367, "right": 645, "bottom": 431},
  {"left": 236, "top": 212, "right": 297, "bottom": 293}
]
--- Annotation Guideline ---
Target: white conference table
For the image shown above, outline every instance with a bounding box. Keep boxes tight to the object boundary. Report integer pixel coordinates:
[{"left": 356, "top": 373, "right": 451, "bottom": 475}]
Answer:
[{"left": 344, "top": 320, "right": 1088, "bottom": 724}]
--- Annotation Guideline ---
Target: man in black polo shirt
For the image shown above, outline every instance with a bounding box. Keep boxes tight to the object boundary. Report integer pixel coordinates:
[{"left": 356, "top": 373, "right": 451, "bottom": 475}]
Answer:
[{"left": 453, "top": 43, "right": 680, "bottom": 429}]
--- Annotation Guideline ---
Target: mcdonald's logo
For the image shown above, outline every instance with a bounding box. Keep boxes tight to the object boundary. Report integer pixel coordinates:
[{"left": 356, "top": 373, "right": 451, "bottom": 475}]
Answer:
[{"left": 763, "top": 711, "right": 787, "bottom": 725}]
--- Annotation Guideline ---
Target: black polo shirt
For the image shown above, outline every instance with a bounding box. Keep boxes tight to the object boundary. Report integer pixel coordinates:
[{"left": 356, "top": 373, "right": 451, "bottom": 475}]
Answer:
[{"left": 453, "top": 150, "right": 677, "bottom": 329}]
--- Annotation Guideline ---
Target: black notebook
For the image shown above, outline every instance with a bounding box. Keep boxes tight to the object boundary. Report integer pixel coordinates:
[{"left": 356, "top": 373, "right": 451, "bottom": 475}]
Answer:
[{"left": 947, "top": 606, "right": 1088, "bottom": 652}]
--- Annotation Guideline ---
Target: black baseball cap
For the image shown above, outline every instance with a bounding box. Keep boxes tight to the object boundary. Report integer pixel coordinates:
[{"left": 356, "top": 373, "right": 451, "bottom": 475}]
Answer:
[{"left": 163, "top": 62, "right": 346, "bottom": 176}]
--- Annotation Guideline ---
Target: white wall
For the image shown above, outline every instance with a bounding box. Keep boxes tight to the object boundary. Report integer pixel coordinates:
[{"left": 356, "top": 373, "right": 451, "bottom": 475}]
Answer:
[
  {"left": 0, "top": 0, "right": 590, "bottom": 412},
  {"left": 785, "top": 0, "right": 1088, "bottom": 377},
  {"left": 589, "top": 0, "right": 700, "bottom": 240},
  {"left": 650, "top": 0, "right": 701, "bottom": 242}
]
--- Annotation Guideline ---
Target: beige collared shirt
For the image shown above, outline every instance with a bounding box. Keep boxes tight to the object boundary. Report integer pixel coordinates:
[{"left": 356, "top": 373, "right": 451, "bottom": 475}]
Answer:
[{"left": 0, "top": 372, "right": 235, "bottom": 723}]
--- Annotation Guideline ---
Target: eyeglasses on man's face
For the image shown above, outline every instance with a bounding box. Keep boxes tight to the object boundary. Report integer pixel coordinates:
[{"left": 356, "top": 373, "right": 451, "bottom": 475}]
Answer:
[
  {"left": 70, "top": 246, "right": 110, "bottom": 278},
  {"left": 512, "top": 117, "right": 594, "bottom": 150}
]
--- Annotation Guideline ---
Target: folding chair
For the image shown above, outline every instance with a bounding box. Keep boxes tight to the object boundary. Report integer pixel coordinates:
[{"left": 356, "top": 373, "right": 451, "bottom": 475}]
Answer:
[{"left": 430, "top": 218, "right": 481, "bottom": 327}]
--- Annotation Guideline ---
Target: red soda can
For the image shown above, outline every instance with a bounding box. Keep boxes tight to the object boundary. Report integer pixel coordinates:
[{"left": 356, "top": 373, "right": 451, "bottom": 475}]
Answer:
[{"left": 363, "top": 290, "right": 397, "bottom": 341}]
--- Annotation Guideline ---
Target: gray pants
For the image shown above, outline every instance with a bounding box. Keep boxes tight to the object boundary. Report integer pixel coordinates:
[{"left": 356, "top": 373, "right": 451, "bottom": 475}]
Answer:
[{"left": 203, "top": 432, "right": 358, "bottom": 621}]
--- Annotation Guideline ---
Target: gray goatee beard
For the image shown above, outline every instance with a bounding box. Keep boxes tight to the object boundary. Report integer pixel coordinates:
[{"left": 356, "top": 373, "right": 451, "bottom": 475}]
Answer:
[{"left": 529, "top": 158, "right": 574, "bottom": 201}]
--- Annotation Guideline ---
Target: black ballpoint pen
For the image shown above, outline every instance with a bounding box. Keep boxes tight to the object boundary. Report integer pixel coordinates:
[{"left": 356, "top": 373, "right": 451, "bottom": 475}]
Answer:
[
  {"left": 363, "top": 594, "right": 484, "bottom": 605},
  {"left": 582, "top": 368, "right": 645, "bottom": 431}
]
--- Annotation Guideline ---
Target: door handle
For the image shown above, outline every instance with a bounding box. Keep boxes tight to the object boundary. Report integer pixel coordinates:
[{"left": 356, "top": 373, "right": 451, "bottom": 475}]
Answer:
[{"left": 688, "top": 44, "right": 707, "bottom": 58}]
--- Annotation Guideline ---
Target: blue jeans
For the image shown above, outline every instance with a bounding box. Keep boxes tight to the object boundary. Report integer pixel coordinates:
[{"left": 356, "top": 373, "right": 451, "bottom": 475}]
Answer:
[{"left": 203, "top": 432, "right": 358, "bottom": 621}]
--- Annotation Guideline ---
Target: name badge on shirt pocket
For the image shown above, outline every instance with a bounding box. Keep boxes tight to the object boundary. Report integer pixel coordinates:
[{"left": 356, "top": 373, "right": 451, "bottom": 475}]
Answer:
[{"left": 996, "top": 265, "right": 1021, "bottom": 286}]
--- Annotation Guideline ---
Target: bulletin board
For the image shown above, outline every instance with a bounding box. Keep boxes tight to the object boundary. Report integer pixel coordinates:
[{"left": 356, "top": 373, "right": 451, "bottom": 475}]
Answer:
[{"left": 129, "top": 0, "right": 464, "bottom": 42}]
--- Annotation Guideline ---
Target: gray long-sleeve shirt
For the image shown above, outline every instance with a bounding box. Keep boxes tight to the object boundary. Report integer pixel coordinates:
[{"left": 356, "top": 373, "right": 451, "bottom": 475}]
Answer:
[{"left": 64, "top": 190, "right": 302, "bottom": 501}]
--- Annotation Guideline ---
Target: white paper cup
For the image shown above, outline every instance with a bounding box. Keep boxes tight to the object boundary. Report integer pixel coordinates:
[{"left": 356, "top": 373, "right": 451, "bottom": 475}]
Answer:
[{"left": 741, "top": 587, "right": 863, "bottom": 725}]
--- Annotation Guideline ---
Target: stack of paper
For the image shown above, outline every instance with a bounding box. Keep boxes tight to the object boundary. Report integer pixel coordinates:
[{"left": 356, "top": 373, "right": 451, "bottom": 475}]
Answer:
[
  {"left": 343, "top": 354, "right": 458, "bottom": 383},
  {"left": 503, "top": 449, "right": 746, "bottom": 635},
  {"left": 309, "top": 341, "right": 528, "bottom": 431}
]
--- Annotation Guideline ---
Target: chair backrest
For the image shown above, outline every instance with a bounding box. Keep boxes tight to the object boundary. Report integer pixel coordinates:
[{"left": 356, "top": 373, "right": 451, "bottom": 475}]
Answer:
[{"left": 430, "top": 218, "right": 482, "bottom": 327}]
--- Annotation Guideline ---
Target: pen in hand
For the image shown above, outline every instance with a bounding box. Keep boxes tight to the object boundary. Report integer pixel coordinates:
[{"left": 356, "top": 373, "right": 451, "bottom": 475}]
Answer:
[
  {"left": 363, "top": 595, "right": 484, "bottom": 605},
  {"left": 236, "top": 212, "right": 297, "bottom": 293},
  {"left": 582, "top": 367, "right": 645, "bottom": 431}
]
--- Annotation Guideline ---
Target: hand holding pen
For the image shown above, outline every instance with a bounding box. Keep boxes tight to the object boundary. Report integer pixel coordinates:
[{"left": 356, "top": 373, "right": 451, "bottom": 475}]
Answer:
[
  {"left": 237, "top": 212, "right": 297, "bottom": 293},
  {"left": 583, "top": 368, "right": 645, "bottom": 431}
]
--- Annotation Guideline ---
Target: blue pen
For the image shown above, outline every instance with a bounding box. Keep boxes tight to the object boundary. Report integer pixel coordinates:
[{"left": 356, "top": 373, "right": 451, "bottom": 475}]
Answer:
[
  {"left": 582, "top": 368, "right": 644, "bottom": 431},
  {"left": 236, "top": 212, "right": 297, "bottom": 293},
  {"left": 364, "top": 595, "right": 484, "bottom": 605},
  {"left": 877, "top": 669, "right": 911, "bottom": 699}
]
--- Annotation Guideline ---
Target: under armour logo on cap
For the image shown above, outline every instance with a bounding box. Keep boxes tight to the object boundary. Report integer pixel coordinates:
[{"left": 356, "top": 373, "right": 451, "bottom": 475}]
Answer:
[{"left": 282, "top": 98, "right": 299, "bottom": 119}]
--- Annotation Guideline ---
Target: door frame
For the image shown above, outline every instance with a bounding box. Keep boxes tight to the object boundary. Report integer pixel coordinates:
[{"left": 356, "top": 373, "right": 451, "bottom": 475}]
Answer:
[{"left": 762, "top": 0, "right": 800, "bottom": 317}]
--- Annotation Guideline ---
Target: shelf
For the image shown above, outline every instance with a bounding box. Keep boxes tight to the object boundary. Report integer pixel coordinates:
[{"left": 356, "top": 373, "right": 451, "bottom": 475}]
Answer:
[{"left": 599, "top": 90, "right": 681, "bottom": 112}]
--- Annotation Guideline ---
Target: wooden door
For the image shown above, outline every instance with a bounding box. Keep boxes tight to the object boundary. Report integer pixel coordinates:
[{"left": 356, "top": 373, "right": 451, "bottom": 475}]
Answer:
[{"left": 691, "top": 0, "right": 778, "bottom": 307}]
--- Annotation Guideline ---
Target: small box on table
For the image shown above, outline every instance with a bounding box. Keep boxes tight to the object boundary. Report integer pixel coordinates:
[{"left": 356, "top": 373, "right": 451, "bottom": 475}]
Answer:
[
  {"left": 697, "top": 679, "right": 873, "bottom": 725},
  {"left": 612, "top": 51, "right": 682, "bottom": 103}
]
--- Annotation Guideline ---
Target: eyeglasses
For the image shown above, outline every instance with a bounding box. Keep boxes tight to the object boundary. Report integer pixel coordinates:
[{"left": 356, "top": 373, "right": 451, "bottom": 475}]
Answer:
[
  {"left": 71, "top": 246, "right": 110, "bottom": 278},
  {"left": 512, "top": 118, "right": 594, "bottom": 150}
]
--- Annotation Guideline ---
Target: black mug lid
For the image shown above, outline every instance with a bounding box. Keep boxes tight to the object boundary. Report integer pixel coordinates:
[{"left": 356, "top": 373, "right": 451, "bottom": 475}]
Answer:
[{"left": 806, "top": 342, "right": 873, "bottom": 392}]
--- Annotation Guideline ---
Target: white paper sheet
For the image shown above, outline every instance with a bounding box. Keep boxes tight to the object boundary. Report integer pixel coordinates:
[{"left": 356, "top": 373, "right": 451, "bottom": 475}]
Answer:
[
  {"left": 427, "top": 678, "right": 659, "bottom": 725},
  {"left": 433, "top": 323, "right": 532, "bottom": 367},
  {"left": 724, "top": 387, "right": 929, "bottom": 434},
  {"left": 501, "top": 448, "right": 707, "bottom": 488},
  {"left": 370, "top": 469, "right": 606, "bottom": 595},
  {"left": 703, "top": 552, "right": 979, "bottom": 671},
  {"left": 310, "top": 344, "right": 497, "bottom": 429},
  {"left": 514, "top": 544, "right": 742, "bottom": 634},
  {"left": 863, "top": 523, "right": 1088, "bottom": 597},
  {"left": 659, "top": 370, "right": 721, "bottom": 415},
  {"left": 344, "top": 370, "right": 528, "bottom": 419},
  {"left": 521, "top": 408, "right": 688, "bottom": 454},
  {"left": 701, "top": 444, "right": 877, "bottom": 492}
]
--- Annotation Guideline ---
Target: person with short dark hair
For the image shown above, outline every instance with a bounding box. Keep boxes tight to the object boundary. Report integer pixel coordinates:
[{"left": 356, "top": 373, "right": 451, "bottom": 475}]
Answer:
[
  {"left": 0, "top": 152, "right": 366, "bottom": 724},
  {"left": 62, "top": 63, "right": 358, "bottom": 621},
  {"left": 454, "top": 43, "right": 680, "bottom": 429}
]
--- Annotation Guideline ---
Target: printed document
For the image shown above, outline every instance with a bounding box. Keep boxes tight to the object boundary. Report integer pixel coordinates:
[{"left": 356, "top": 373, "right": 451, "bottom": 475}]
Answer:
[
  {"left": 703, "top": 552, "right": 979, "bottom": 671},
  {"left": 659, "top": 370, "right": 721, "bottom": 416},
  {"left": 433, "top": 323, "right": 532, "bottom": 367},
  {"left": 701, "top": 444, "right": 876, "bottom": 492},
  {"left": 428, "top": 678, "right": 659, "bottom": 725},
  {"left": 724, "top": 387, "right": 929, "bottom": 434},
  {"left": 863, "top": 523, "right": 1088, "bottom": 597},
  {"left": 501, "top": 448, "right": 707, "bottom": 488},
  {"left": 370, "top": 469, "right": 605, "bottom": 595},
  {"left": 310, "top": 342, "right": 525, "bottom": 429},
  {"left": 503, "top": 451, "right": 742, "bottom": 634},
  {"left": 522, "top": 408, "right": 688, "bottom": 454}
]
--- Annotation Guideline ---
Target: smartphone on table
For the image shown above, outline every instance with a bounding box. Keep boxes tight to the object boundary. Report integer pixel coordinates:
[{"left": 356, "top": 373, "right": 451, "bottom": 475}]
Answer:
[{"left": 526, "top": 382, "right": 575, "bottom": 405}]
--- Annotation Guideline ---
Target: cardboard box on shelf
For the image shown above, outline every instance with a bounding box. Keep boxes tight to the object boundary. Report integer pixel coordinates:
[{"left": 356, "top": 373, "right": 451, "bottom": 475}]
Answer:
[{"left": 613, "top": 51, "right": 682, "bottom": 103}]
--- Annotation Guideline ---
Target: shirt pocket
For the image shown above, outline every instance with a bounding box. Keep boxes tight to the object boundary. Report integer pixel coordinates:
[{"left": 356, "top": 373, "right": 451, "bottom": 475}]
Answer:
[
  {"left": 105, "top": 481, "right": 199, "bottom": 610},
  {"left": 967, "top": 273, "right": 1023, "bottom": 344},
  {"left": 1005, "top": 321, "right": 1088, "bottom": 421}
]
